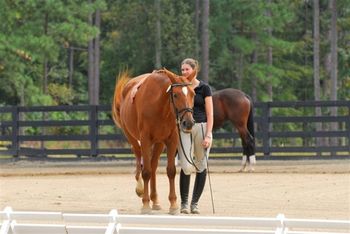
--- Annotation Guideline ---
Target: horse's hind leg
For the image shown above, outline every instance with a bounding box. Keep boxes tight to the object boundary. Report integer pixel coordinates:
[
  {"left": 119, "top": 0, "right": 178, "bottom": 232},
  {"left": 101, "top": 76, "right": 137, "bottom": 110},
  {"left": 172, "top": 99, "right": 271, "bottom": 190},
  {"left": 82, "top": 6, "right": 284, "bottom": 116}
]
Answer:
[
  {"left": 134, "top": 145, "right": 144, "bottom": 197},
  {"left": 237, "top": 126, "right": 256, "bottom": 172},
  {"left": 150, "top": 143, "right": 164, "bottom": 210},
  {"left": 123, "top": 131, "right": 144, "bottom": 197},
  {"left": 240, "top": 131, "right": 256, "bottom": 172}
]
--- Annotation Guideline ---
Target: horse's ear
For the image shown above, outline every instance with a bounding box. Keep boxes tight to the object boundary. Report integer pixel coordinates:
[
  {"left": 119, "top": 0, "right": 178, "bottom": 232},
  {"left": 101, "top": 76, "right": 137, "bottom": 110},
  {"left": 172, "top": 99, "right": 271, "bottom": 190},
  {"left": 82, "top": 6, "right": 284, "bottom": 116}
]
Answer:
[
  {"left": 162, "top": 68, "right": 178, "bottom": 84},
  {"left": 186, "top": 70, "right": 197, "bottom": 82}
]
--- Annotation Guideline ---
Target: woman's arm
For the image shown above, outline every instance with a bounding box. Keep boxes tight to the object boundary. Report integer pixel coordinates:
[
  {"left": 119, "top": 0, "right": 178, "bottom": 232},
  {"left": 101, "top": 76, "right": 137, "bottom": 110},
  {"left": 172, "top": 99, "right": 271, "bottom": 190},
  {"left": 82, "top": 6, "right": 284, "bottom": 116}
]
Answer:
[{"left": 203, "top": 96, "right": 213, "bottom": 148}]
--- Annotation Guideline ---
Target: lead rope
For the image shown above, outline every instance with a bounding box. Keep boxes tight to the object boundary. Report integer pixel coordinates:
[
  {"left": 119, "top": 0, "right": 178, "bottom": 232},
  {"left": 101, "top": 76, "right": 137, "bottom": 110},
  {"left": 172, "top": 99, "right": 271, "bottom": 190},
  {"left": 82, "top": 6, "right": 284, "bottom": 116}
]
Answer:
[
  {"left": 201, "top": 124, "right": 215, "bottom": 214},
  {"left": 176, "top": 122, "right": 199, "bottom": 171}
]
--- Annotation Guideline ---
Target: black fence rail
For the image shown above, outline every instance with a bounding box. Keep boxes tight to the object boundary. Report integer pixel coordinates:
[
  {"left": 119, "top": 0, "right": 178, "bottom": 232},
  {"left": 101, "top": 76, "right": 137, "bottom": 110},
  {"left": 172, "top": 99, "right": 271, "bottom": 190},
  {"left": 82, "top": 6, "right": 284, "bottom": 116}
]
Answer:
[{"left": 0, "top": 101, "right": 349, "bottom": 159}]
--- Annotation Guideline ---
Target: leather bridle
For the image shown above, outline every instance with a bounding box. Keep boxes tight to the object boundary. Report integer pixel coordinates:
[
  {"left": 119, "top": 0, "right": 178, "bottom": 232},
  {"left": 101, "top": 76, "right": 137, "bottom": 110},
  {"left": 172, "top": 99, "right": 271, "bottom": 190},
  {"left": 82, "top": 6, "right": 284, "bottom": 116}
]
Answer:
[
  {"left": 168, "top": 82, "right": 199, "bottom": 171},
  {"left": 168, "top": 83, "right": 194, "bottom": 124}
]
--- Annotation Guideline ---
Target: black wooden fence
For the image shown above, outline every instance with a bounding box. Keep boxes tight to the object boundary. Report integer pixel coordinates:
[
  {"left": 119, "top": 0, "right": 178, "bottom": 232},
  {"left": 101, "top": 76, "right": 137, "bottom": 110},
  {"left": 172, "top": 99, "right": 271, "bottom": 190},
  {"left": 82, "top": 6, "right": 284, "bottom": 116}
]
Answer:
[{"left": 0, "top": 101, "right": 349, "bottom": 159}]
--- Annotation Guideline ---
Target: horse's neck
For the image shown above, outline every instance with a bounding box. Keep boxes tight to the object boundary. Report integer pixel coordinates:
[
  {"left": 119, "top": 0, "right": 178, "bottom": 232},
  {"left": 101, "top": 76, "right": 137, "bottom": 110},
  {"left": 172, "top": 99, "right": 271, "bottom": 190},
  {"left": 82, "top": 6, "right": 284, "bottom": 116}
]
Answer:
[{"left": 143, "top": 77, "right": 176, "bottom": 121}]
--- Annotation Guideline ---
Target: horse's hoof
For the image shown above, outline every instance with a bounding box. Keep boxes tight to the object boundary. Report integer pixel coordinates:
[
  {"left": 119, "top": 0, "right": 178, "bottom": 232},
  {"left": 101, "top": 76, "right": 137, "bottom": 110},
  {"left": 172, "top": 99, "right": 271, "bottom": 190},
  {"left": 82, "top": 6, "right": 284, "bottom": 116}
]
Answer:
[
  {"left": 135, "top": 188, "right": 144, "bottom": 198},
  {"left": 135, "top": 177, "right": 144, "bottom": 197},
  {"left": 152, "top": 203, "right": 162, "bottom": 210},
  {"left": 141, "top": 206, "right": 152, "bottom": 214},
  {"left": 169, "top": 207, "right": 179, "bottom": 215}
]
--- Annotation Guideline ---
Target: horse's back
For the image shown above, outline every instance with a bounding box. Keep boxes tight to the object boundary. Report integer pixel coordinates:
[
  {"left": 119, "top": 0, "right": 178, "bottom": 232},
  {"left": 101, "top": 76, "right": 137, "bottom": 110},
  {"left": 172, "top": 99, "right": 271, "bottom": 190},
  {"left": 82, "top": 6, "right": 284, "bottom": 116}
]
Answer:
[
  {"left": 122, "top": 73, "right": 151, "bottom": 100},
  {"left": 212, "top": 88, "right": 251, "bottom": 129},
  {"left": 213, "top": 88, "right": 248, "bottom": 102}
]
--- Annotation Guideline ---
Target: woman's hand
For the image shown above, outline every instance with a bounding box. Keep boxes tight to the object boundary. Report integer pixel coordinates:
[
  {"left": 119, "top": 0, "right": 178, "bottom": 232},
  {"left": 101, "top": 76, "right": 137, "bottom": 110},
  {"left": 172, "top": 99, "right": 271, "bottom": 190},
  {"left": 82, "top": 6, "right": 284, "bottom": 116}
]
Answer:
[{"left": 202, "top": 135, "right": 212, "bottom": 148}]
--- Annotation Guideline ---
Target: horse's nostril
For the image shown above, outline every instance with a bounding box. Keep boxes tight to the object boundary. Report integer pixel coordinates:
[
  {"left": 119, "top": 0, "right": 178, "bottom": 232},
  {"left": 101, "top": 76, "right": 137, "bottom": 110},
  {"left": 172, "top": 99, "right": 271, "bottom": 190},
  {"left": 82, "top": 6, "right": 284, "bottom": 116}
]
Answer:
[
  {"left": 182, "top": 120, "right": 194, "bottom": 130},
  {"left": 182, "top": 121, "right": 188, "bottom": 128}
]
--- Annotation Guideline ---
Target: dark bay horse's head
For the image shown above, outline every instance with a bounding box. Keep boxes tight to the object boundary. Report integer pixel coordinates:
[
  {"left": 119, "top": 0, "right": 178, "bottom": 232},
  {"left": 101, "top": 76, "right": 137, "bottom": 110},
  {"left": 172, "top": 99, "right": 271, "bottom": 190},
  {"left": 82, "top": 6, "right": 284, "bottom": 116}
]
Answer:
[{"left": 161, "top": 69, "right": 196, "bottom": 133}]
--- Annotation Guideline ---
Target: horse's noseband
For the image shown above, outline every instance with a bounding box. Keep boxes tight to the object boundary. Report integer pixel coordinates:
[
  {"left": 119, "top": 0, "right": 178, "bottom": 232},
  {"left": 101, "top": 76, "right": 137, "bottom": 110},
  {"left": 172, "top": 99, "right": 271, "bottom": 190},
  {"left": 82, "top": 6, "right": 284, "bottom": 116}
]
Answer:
[{"left": 168, "top": 83, "right": 194, "bottom": 123}]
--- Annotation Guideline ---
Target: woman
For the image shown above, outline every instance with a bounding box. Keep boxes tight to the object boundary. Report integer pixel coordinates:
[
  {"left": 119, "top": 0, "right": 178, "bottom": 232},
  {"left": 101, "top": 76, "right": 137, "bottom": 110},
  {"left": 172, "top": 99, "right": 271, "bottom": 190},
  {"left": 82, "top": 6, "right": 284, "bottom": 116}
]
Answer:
[{"left": 178, "top": 58, "right": 213, "bottom": 214}]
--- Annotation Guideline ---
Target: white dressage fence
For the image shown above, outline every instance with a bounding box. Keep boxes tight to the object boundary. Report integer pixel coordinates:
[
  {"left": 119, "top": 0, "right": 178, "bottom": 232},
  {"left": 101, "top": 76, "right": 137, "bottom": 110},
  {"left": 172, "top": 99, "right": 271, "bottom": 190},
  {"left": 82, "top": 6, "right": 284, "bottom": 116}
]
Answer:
[{"left": 0, "top": 207, "right": 349, "bottom": 234}]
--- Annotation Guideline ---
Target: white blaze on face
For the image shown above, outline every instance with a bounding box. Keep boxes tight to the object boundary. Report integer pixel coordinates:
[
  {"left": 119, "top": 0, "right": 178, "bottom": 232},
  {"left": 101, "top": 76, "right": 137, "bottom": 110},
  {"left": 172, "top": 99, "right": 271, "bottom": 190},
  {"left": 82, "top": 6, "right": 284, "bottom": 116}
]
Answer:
[{"left": 182, "top": 86, "right": 188, "bottom": 96}]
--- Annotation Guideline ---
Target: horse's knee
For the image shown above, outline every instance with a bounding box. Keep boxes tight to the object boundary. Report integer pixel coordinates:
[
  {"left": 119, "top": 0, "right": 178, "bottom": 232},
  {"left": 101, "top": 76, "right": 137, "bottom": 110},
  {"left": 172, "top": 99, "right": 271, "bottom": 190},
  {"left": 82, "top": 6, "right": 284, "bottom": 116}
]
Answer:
[
  {"left": 142, "top": 169, "right": 151, "bottom": 181},
  {"left": 167, "top": 165, "right": 176, "bottom": 178}
]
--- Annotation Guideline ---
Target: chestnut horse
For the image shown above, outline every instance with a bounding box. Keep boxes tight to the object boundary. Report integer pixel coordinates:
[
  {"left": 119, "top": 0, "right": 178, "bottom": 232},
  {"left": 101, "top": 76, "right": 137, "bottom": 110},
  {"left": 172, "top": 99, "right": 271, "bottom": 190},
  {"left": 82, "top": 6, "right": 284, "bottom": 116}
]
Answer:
[
  {"left": 212, "top": 88, "right": 256, "bottom": 172},
  {"left": 112, "top": 69, "right": 196, "bottom": 214}
]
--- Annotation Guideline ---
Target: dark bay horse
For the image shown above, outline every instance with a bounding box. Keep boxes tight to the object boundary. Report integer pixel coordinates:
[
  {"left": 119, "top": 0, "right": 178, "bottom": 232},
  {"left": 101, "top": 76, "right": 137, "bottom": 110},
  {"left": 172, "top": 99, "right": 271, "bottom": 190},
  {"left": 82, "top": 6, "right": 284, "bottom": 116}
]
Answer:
[
  {"left": 212, "top": 88, "right": 256, "bottom": 172},
  {"left": 112, "top": 69, "right": 196, "bottom": 214}
]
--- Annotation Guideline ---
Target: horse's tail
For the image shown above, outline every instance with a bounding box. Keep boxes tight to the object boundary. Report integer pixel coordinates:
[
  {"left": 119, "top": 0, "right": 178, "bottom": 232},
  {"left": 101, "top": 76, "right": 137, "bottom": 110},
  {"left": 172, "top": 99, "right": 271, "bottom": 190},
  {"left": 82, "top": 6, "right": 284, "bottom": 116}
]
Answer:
[
  {"left": 246, "top": 96, "right": 255, "bottom": 139},
  {"left": 112, "top": 71, "right": 130, "bottom": 128}
]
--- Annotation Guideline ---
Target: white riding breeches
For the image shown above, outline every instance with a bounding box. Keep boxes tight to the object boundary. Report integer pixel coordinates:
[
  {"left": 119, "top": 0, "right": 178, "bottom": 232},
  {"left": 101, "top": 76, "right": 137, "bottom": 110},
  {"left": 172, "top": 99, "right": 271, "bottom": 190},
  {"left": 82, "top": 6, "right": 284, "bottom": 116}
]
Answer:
[{"left": 177, "top": 122, "right": 211, "bottom": 175}]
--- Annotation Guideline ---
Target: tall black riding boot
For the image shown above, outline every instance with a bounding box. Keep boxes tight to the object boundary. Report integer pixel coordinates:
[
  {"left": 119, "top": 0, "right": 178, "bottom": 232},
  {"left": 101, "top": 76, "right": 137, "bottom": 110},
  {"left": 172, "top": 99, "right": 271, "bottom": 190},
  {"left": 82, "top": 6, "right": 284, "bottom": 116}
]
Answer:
[
  {"left": 179, "top": 169, "right": 191, "bottom": 214},
  {"left": 190, "top": 169, "right": 207, "bottom": 214}
]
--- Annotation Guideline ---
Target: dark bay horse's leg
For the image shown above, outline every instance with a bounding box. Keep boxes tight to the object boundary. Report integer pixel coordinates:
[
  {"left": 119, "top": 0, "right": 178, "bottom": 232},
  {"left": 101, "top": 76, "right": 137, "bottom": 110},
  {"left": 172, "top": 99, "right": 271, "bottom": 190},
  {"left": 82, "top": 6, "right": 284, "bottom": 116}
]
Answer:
[
  {"left": 238, "top": 101, "right": 256, "bottom": 172},
  {"left": 165, "top": 133, "right": 179, "bottom": 215},
  {"left": 150, "top": 142, "right": 164, "bottom": 210},
  {"left": 238, "top": 128, "right": 256, "bottom": 172},
  {"left": 245, "top": 106, "right": 256, "bottom": 169}
]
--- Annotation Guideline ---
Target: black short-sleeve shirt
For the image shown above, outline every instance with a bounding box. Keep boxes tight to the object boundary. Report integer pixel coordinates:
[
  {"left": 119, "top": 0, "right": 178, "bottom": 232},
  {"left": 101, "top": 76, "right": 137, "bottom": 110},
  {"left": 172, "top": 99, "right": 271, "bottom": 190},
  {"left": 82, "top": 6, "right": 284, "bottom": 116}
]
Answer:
[{"left": 193, "top": 80, "right": 212, "bottom": 123}]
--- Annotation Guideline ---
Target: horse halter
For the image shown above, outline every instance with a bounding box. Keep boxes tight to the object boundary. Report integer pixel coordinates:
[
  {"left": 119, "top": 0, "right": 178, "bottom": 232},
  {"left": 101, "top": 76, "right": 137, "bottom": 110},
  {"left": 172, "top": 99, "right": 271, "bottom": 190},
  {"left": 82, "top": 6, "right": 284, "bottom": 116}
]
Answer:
[{"left": 167, "top": 83, "right": 194, "bottom": 124}]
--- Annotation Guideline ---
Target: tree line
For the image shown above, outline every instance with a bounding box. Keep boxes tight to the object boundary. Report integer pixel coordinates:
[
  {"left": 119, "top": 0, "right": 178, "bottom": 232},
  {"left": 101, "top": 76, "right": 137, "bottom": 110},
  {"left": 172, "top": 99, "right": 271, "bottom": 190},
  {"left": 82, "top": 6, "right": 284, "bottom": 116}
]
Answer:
[{"left": 0, "top": 0, "right": 349, "bottom": 107}]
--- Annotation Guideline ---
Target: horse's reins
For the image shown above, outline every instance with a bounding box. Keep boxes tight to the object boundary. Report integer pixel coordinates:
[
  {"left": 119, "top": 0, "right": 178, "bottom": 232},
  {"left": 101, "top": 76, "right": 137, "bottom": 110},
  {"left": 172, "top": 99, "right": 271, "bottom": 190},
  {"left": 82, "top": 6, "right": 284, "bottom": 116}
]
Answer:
[{"left": 167, "top": 83, "right": 199, "bottom": 171}]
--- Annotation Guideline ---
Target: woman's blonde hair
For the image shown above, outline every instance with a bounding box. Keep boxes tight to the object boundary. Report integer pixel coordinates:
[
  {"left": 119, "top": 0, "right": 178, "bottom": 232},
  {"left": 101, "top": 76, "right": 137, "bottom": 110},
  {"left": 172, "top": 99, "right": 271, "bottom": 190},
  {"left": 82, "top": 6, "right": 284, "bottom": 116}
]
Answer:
[{"left": 181, "top": 58, "right": 200, "bottom": 72}]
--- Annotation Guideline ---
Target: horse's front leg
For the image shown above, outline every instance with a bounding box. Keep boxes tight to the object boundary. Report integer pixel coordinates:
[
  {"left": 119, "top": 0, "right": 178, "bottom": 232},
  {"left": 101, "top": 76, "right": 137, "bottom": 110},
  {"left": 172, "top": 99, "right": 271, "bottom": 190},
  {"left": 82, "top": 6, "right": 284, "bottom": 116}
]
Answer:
[
  {"left": 150, "top": 143, "right": 164, "bottom": 210},
  {"left": 165, "top": 134, "right": 179, "bottom": 215}
]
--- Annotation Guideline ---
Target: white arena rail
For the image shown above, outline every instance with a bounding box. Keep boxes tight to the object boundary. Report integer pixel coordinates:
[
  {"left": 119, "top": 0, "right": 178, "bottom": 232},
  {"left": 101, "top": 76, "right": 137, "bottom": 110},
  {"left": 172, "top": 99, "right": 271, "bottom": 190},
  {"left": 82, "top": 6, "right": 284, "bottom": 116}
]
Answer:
[{"left": 0, "top": 206, "right": 349, "bottom": 234}]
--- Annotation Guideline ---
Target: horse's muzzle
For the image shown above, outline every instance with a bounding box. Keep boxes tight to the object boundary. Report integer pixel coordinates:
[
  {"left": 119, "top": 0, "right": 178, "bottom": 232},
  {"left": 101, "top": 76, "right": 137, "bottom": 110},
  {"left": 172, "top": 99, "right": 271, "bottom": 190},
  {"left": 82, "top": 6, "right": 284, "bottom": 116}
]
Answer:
[{"left": 181, "top": 119, "right": 195, "bottom": 133}]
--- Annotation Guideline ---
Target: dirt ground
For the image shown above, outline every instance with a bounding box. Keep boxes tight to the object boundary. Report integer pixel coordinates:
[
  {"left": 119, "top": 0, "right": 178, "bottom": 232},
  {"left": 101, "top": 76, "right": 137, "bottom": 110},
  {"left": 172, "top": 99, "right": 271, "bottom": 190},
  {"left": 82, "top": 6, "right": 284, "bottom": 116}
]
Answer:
[{"left": 0, "top": 159, "right": 349, "bottom": 220}]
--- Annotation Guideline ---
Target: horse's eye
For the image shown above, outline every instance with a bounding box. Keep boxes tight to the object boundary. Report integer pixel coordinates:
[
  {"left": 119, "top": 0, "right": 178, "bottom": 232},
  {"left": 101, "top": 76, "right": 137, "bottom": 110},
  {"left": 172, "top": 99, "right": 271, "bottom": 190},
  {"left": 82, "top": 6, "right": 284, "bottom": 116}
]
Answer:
[{"left": 173, "top": 93, "right": 178, "bottom": 98}]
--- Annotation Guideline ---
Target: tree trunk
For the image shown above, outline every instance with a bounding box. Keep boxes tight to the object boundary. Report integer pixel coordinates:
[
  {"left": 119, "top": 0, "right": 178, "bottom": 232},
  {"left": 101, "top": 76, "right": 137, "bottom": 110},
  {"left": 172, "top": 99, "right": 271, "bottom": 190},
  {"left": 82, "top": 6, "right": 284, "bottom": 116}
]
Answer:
[
  {"left": 237, "top": 53, "right": 243, "bottom": 89},
  {"left": 154, "top": 0, "right": 162, "bottom": 69},
  {"left": 330, "top": 0, "right": 338, "bottom": 146},
  {"left": 200, "top": 0, "right": 209, "bottom": 82},
  {"left": 251, "top": 32, "right": 258, "bottom": 102},
  {"left": 195, "top": 0, "right": 200, "bottom": 59},
  {"left": 42, "top": 12, "right": 49, "bottom": 151},
  {"left": 43, "top": 12, "right": 49, "bottom": 95},
  {"left": 266, "top": 0, "right": 273, "bottom": 149},
  {"left": 68, "top": 47, "right": 74, "bottom": 90},
  {"left": 267, "top": 0, "right": 273, "bottom": 102},
  {"left": 313, "top": 0, "right": 323, "bottom": 148},
  {"left": 88, "top": 1, "right": 95, "bottom": 105},
  {"left": 93, "top": 9, "right": 101, "bottom": 105}
]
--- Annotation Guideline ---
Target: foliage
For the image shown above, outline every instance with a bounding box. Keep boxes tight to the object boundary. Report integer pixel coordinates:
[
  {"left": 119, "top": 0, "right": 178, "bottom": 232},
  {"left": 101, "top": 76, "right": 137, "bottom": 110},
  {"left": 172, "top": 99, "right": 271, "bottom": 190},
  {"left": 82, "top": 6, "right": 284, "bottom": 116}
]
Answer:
[
  {"left": 0, "top": 0, "right": 105, "bottom": 106},
  {"left": 0, "top": 0, "right": 348, "bottom": 107}
]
